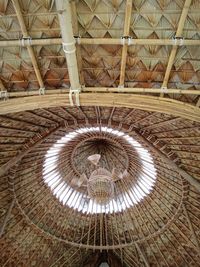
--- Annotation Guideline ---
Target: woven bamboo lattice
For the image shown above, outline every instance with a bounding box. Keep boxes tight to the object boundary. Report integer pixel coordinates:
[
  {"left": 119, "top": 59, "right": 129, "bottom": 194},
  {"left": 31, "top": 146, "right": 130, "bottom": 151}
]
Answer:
[{"left": 0, "top": 0, "right": 199, "bottom": 105}]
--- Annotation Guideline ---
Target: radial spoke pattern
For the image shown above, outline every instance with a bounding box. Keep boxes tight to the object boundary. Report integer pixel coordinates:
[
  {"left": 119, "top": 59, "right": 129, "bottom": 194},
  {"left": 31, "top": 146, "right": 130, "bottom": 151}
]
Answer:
[
  {"left": 0, "top": 106, "right": 200, "bottom": 266},
  {"left": 43, "top": 126, "right": 157, "bottom": 214}
]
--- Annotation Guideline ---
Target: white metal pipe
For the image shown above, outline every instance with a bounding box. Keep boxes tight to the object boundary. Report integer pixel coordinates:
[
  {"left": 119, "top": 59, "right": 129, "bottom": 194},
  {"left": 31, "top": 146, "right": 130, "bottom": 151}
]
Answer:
[{"left": 55, "top": 0, "right": 81, "bottom": 93}]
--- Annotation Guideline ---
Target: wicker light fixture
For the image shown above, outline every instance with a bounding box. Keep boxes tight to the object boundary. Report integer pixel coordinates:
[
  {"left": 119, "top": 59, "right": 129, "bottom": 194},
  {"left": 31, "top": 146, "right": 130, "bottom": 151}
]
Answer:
[
  {"left": 78, "top": 154, "right": 128, "bottom": 205},
  {"left": 87, "top": 168, "right": 115, "bottom": 205},
  {"left": 43, "top": 126, "right": 157, "bottom": 214}
]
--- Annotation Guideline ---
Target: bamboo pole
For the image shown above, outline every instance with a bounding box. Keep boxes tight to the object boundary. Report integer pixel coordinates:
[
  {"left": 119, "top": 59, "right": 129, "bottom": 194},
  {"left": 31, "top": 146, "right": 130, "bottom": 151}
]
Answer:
[
  {"left": 161, "top": 0, "right": 192, "bottom": 95},
  {"left": 5, "top": 87, "right": 200, "bottom": 97},
  {"left": 0, "top": 93, "right": 200, "bottom": 122},
  {"left": 196, "top": 97, "right": 200, "bottom": 107},
  {"left": 0, "top": 199, "right": 15, "bottom": 238},
  {"left": 0, "top": 126, "right": 60, "bottom": 177},
  {"left": 142, "top": 117, "right": 181, "bottom": 130},
  {"left": 119, "top": 0, "right": 133, "bottom": 87},
  {"left": 12, "top": 0, "right": 45, "bottom": 90},
  {"left": 0, "top": 38, "right": 199, "bottom": 47},
  {"left": 135, "top": 242, "right": 150, "bottom": 267},
  {"left": 0, "top": 79, "right": 5, "bottom": 90},
  {"left": 55, "top": 0, "right": 81, "bottom": 94}
]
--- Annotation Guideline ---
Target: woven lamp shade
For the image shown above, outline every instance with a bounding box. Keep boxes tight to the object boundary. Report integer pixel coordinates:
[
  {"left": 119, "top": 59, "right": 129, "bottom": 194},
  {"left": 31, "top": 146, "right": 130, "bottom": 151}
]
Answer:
[{"left": 88, "top": 169, "right": 115, "bottom": 205}]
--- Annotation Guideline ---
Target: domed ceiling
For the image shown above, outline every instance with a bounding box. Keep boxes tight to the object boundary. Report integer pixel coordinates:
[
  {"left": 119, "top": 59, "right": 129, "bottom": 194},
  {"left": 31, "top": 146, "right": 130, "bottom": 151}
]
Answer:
[
  {"left": 0, "top": 106, "right": 200, "bottom": 266},
  {"left": 0, "top": 0, "right": 200, "bottom": 266}
]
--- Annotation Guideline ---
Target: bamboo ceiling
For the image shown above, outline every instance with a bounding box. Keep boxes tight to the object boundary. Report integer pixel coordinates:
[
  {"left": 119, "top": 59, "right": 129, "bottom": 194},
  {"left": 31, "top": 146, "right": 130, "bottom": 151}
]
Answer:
[
  {"left": 0, "top": 0, "right": 200, "bottom": 267},
  {"left": 0, "top": 0, "right": 199, "bottom": 105},
  {"left": 0, "top": 106, "right": 200, "bottom": 266}
]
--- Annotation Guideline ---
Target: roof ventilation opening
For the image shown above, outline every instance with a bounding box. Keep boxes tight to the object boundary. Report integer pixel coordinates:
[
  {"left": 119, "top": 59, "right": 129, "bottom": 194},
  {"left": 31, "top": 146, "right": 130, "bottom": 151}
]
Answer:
[{"left": 43, "top": 126, "right": 157, "bottom": 213}]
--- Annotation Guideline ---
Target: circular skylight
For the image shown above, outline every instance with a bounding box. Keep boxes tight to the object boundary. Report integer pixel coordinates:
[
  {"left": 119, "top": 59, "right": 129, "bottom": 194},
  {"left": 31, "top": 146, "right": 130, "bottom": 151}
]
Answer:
[{"left": 43, "top": 127, "right": 157, "bottom": 214}]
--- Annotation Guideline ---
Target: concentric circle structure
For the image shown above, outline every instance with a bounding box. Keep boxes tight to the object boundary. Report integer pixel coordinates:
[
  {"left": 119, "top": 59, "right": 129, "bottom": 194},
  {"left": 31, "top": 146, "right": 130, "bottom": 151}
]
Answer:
[
  {"left": 5, "top": 108, "right": 189, "bottom": 251},
  {"left": 42, "top": 127, "right": 157, "bottom": 213},
  {"left": 1, "top": 106, "right": 200, "bottom": 267}
]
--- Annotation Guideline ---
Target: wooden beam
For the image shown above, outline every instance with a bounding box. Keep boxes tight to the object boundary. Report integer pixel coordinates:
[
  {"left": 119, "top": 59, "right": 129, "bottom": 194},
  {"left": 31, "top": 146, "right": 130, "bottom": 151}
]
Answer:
[
  {"left": 0, "top": 126, "right": 60, "bottom": 177},
  {"left": 78, "top": 38, "right": 200, "bottom": 46},
  {"left": 0, "top": 79, "right": 5, "bottom": 90},
  {"left": 196, "top": 97, "right": 200, "bottom": 107},
  {"left": 4, "top": 87, "right": 200, "bottom": 97},
  {"left": 119, "top": 0, "right": 132, "bottom": 87},
  {"left": 12, "top": 0, "right": 45, "bottom": 90},
  {"left": 142, "top": 117, "right": 181, "bottom": 130},
  {"left": 0, "top": 93, "right": 200, "bottom": 122},
  {"left": 0, "top": 199, "right": 15, "bottom": 238},
  {"left": 0, "top": 38, "right": 199, "bottom": 47},
  {"left": 134, "top": 131, "right": 200, "bottom": 192},
  {"left": 135, "top": 243, "right": 150, "bottom": 267},
  {"left": 161, "top": 0, "right": 192, "bottom": 95}
]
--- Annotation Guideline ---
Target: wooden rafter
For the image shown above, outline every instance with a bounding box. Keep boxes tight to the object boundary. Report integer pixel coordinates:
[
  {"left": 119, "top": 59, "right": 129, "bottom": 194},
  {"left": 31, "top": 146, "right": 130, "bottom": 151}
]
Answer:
[
  {"left": 0, "top": 126, "right": 60, "bottom": 177},
  {"left": 196, "top": 99, "right": 200, "bottom": 107},
  {"left": 182, "top": 204, "right": 200, "bottom": 251},
  {"left": 12, "top": 0, "right": 45, "bottom": 90},
  {"left": 0, "top": 199, "right": 15, "bottom": 238},
  {"left": 134, "top": 131, "right": 200, "bottom": 192},
  {"left": 142, "top": 117, "right": 181, "bottom": 131},
  {"left": 0, "top": 79, "right": 5, "bottom": 90},
  {"left": 160, "top": 0, "right": 192, "bottom": 96},
  {"left": 135, "top": 243, "right": 150, "bottom": 267},
  {"left": 119, "top": 0, "right": 133, "bottom": 87}
]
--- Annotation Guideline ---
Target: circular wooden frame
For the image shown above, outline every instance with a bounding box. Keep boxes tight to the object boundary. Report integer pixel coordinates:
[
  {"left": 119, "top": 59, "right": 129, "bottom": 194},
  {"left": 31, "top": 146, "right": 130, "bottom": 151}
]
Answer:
[{"left": 0, "top": 93, "right": 200, "bottom": 122}]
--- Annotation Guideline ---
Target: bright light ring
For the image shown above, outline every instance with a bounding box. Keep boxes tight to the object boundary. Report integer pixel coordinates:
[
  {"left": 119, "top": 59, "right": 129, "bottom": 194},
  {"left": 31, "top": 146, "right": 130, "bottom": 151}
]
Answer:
[{"left": 43, "top": 127, "right": 157, "bottom": 214}]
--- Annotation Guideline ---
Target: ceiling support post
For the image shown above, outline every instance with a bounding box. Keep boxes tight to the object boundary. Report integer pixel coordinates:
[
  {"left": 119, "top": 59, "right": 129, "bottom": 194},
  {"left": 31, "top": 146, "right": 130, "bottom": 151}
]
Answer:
[
  {"left": 134, "top": 131, "right": 200, "bottom": 192},
  {"left": 55, "top": 0, "right": 81, "bottom": 106}
]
